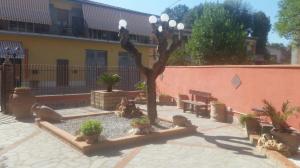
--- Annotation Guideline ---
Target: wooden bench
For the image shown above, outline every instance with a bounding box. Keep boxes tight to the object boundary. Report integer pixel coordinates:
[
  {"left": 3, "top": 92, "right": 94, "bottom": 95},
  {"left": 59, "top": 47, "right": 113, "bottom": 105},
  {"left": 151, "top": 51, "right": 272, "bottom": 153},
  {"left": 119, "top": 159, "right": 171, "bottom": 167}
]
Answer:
[{"left": 181, "top": 90, "right": 212, "bottom": 117}]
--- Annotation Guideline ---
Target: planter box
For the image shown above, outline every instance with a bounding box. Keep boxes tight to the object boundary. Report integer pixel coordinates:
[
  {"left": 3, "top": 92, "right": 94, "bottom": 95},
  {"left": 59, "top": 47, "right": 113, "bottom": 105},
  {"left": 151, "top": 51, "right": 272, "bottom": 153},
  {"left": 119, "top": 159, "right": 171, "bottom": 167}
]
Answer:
[
  {"left": 91, "top": 90, "right": 125, "bottom": 110},
  {"left": 37, "top": 113, "right": 197, "bottom": 154},
  {"left": 158, "top": 95, "right": 174, "bottom": 105},
  {"left": 271, "top": 130, "right": 300, "bottom": 155}
]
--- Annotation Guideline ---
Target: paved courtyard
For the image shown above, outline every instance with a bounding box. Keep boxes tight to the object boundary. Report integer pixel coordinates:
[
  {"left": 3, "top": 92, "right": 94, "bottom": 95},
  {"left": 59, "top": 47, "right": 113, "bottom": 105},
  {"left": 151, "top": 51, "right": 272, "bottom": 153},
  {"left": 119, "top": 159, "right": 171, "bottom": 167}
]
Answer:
[{"left": 0, "top": 105, "right": 298, "bottom": 168}]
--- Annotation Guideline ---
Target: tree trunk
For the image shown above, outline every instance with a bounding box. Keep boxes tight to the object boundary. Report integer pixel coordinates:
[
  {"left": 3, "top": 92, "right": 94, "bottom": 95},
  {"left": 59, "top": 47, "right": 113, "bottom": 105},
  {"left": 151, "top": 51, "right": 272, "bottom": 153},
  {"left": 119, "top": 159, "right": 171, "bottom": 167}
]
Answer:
[{"left": 146, "top": 74, "right": 157, "bottom": 124}]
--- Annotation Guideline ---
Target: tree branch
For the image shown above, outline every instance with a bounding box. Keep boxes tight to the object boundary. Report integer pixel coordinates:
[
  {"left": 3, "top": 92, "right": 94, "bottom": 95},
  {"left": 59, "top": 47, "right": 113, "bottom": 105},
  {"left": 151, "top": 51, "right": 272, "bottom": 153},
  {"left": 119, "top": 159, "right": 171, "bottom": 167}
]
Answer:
[
  {"left": 153, "top": 36, "right": 183, "bottom": 78},
  {"left": 119, "top": 28, "right": 150, "bottom": 75}
]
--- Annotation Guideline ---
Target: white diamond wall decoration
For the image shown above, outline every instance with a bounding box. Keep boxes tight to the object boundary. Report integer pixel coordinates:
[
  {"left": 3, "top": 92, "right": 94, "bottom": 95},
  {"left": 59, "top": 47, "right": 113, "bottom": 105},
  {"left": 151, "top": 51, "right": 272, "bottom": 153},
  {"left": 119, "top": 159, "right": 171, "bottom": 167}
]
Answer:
[{"left": 231, "top": 74, "right": 241, "bottom": 89}]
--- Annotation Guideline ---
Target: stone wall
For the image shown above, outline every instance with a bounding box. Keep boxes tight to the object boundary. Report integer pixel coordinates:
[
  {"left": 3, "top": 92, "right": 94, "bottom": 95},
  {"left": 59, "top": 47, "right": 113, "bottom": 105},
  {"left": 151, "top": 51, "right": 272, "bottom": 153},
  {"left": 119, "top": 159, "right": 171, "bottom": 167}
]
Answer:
[{"left": 36, "top": 93, "right": 90, "bottom": 109}]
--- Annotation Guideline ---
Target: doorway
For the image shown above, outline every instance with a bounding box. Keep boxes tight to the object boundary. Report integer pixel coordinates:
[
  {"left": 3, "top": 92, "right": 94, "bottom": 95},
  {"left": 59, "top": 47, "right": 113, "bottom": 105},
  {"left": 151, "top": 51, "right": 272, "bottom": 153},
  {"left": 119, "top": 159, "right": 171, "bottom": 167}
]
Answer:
[{"left": 56, "top": 59, "right": 69, "bottom": 87}]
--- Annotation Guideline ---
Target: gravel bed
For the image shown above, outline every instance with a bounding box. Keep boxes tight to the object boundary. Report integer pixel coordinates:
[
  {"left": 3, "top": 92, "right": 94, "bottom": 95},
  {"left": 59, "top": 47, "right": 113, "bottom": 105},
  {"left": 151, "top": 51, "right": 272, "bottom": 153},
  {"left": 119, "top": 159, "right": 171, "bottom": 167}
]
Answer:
[{"left": 54, "top": 114, "right": 173, "bottom": 139}]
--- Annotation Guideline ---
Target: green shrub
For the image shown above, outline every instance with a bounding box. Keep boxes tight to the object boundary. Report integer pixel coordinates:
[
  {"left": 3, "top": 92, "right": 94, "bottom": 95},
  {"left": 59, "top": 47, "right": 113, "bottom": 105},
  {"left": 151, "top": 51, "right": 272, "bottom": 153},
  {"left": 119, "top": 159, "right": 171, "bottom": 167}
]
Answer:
[
  {"left": 131, "top": 116, "right": 150, "bottom": 127},
  {"left": 80, "top": 120, "right": 103, "bottom": 136},
  {"left": 98, "top": 73, "right": 121, "bottom": 92},
  {"left": 239, "top": 114, "right": 256, "bottom": 126},
  {"left": 135, "top": 81, "right": 147, "bottom": 91}
]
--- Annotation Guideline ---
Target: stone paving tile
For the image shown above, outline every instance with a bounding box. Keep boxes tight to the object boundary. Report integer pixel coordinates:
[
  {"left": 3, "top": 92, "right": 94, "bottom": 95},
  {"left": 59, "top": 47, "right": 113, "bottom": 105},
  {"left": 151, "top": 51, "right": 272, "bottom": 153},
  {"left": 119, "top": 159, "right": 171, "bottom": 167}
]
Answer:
[
  {"left": 0, "top": 131, "right": 132, "bottom": 168},
  {"left": 0, "top": 114, "right": 17, "bottom": 125},
  {"left": 0, "top": 105, "right": 297, "bottom": 168},
  {"left": 124, "top": 144, "right": 278, "bottom": 168},
  {"left": 0, "top": 121, "right": 38, "bottom": 151}
]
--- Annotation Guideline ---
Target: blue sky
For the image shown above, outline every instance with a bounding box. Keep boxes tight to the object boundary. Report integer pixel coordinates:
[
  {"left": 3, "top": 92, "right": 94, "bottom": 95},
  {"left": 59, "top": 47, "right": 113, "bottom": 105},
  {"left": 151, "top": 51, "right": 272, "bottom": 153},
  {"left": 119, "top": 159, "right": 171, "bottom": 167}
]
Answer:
[{"left": 95, "top": 0, "right": 289, "bottom": 45}]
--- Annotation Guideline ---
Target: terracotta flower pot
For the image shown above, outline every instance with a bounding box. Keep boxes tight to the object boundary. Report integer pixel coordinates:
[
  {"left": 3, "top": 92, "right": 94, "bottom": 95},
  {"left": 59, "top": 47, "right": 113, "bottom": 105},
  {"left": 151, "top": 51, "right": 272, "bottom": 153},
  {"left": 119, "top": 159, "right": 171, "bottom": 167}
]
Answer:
[
  {"left": 8, "top": 87, "right": 36, "bottom": 119},
  {"left": 210, "top": 102, "right": 226, "bottom": 122},
  {"left": 271, "top": 130, "right": 300, "bottom": 155},
  {"left": 85, "top": 134, "right": 99, "bottom": 144}
]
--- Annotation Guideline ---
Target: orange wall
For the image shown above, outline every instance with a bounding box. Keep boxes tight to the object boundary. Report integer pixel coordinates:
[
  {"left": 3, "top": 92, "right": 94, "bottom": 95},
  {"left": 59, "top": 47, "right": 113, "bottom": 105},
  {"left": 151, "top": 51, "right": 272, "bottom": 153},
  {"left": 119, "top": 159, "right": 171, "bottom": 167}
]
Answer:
[{"left": 156, "top": 65, "right": 300, "bottom": 131}]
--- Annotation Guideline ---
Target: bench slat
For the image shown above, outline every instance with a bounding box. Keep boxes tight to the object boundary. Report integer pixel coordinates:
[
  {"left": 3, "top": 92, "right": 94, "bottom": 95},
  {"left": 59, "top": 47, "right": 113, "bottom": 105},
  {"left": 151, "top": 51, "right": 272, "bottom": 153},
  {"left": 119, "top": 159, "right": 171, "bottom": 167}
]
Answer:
[
  {"left": 189, "top": 90, "right": 211, "bottom": 98},
  {"left": 182, "top": 100, "right": 207, "bottom": 106}
]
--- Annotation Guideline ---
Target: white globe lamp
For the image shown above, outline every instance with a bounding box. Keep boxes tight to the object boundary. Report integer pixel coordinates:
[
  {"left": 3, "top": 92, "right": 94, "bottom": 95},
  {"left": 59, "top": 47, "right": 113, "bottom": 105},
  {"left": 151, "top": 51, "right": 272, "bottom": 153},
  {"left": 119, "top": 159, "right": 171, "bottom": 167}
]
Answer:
[
  {"left": 169, "top": 20, "right": 177, "bottom": 28},
  {"left": 149, "top": 15, "right": 158, "bottom": 24},
  {"left": 160, "top": 13, "right": 169, "bottom": 22},
  {"left": 119, "top": 19, "right": 127, "bottom": 29},
  {"left": 177, "top": 23, "right": 185, "bottom": 30},
  {"left": 158, "top": 26, "right": 163, "bottom": 32}
]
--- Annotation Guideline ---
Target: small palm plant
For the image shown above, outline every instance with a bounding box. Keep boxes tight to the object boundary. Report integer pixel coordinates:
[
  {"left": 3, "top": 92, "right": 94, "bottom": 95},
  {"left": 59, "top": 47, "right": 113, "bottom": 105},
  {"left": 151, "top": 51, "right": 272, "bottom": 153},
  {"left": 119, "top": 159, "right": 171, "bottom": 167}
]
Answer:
[
  {"left": 261, "top": 100, "right": 299, "bottom": 132},
  {"left": 98, "top": 73, "right": 121, "bottom": 92}
]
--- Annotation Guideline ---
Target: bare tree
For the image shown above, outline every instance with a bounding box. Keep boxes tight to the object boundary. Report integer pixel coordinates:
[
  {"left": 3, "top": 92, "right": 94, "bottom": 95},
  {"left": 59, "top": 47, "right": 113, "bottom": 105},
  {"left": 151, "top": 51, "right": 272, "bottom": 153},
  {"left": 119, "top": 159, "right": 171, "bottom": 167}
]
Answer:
[{"left": 119, "top": 20, "right": 184, "bottom": 124}]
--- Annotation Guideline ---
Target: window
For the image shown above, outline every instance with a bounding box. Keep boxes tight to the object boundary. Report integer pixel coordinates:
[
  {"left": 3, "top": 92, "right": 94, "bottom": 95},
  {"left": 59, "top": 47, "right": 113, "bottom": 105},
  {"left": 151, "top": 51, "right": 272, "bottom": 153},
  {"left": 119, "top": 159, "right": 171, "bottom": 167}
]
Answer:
[
  {"left": 130, "top": 35, "right": 137, "bottom": 42},
  {"left": 34, "top": 24, "right": 49, "bottom": 33},
  {"left": 26, "top": 23, "right": 34, "bottom": 32},
  {"left": 9, "top": 21, "right": 18, "bottom": 31},
  {"left": 85, "top": 50, "right": 107, "bottom": 66},
  {"left": 0, "top": 20, "right": 9, "bottom": 30},
  {"left": 19, "top": 22, "right": 26, "bottom": 32},
  {"left": 87, "top": 29, "right": 150, "bottom": 43},
  {"left": 2, "top": 20, "right": 50, "bottom": 34},
  {"left": 119, "top": 52, "right": 136, "bottom": 67},
  {"left": 57, "top": 9, "right": 69, "bottom": 27}
]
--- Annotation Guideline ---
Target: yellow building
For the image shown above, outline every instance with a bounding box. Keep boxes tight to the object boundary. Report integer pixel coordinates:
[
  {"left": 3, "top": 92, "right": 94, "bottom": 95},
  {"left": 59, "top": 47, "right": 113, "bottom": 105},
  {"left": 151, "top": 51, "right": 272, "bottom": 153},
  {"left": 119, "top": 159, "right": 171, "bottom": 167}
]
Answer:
[{"left": 0, "top": 0, "right": 155, "bottom": 92}]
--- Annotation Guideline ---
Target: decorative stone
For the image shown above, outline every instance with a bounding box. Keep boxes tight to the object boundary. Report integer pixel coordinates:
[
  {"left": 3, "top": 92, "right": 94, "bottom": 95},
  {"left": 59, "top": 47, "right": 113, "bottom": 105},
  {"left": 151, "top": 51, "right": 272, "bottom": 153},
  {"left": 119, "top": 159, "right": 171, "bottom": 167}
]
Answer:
[
  {"left": 31, "top": 104, "right": 62, "bottom": 123},
  {"left": 257, "top": 134, "right": 291, "bottom": 156},
  {"left": 134, "top": 92, "right": 147, "bottom": 104},
  {"left": 115, "top": 97, "right": 143, "bottom": 118},
  {"left": 172, "top": 115, "right": 192, "bottom": 127},
  {"left": 129, "top": 126, "right": 153, "bottom": 135},
  {"left": 91, "top": 90, "right": 125, "bottom": 110}
]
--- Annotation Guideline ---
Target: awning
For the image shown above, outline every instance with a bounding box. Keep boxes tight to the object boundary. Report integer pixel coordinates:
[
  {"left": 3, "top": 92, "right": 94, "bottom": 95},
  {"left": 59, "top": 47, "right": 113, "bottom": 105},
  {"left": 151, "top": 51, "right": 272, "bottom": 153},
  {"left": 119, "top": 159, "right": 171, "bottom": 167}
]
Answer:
[
  {"left": 82, "top": 4, "right": 152, "bottom": 36},
  {"left": 0, "top": 41, "right": 25, "bottom": 59},
  {"left": 0, "top": 0, "right": 52, "bottom": 25}
]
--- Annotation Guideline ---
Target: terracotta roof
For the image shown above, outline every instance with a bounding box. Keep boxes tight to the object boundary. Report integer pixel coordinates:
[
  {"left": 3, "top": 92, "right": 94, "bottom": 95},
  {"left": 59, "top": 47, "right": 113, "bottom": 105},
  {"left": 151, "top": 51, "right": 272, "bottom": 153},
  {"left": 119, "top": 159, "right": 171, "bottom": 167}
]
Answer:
[
  {"left": 82, "top": 4, "right": 153, "bottom": 36},
  {"left": 0, "top": 0, "right": 52, "bottom": 25},
  {"left": 0, "top": 41, "right": 25, "bottom": 59}
]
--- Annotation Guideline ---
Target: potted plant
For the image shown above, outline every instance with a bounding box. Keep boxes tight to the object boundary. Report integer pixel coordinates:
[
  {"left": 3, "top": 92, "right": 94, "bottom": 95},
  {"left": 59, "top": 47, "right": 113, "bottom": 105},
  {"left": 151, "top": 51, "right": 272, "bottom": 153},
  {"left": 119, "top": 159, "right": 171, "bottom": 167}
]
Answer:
[
  {"left": 98, "top": 73, "right": 121, "bottom": 92},
  {"left": 131, "top": 116, "right": 151, "bottom": 130},
  {"left": 239, "top": 114, "right": 261, "bottom": 136},
  {"left": 80, "top": 120, "right": 103, "bottom": 144},
  {"left": 8, "top": 87, "right": 36, "bottom": 119},
  {"left": 91, "top": 74, "right": 123, "bottom": 110},
  {"left": 261, "top": 100, "right": 300, "bottom": 155}
]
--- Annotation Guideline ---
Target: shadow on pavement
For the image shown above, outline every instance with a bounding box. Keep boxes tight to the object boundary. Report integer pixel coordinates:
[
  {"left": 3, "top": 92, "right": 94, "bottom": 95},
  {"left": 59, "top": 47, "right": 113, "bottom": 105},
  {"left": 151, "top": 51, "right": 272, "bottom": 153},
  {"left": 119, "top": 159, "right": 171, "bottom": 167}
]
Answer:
[{"left": 193, "top": 132, "right": 266, "bottom": 159}]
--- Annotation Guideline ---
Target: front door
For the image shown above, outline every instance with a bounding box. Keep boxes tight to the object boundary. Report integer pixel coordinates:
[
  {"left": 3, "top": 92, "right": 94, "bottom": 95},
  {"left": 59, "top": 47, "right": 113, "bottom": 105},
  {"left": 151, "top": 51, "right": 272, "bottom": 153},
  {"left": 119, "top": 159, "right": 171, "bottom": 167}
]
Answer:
[
  {"left": 85, "top": 50, "right": 107, "bottom": 89},
  {"left": 56, "top": 59, "right": 69, "bottom": 87}
]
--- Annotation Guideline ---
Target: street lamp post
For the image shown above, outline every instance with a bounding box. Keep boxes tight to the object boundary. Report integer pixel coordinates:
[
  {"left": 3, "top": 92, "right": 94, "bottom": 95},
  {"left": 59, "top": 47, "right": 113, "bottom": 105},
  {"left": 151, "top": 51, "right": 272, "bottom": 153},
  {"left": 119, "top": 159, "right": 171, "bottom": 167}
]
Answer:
[{"left": 118, "top": 14, "right": 184, "bottom": 123}]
